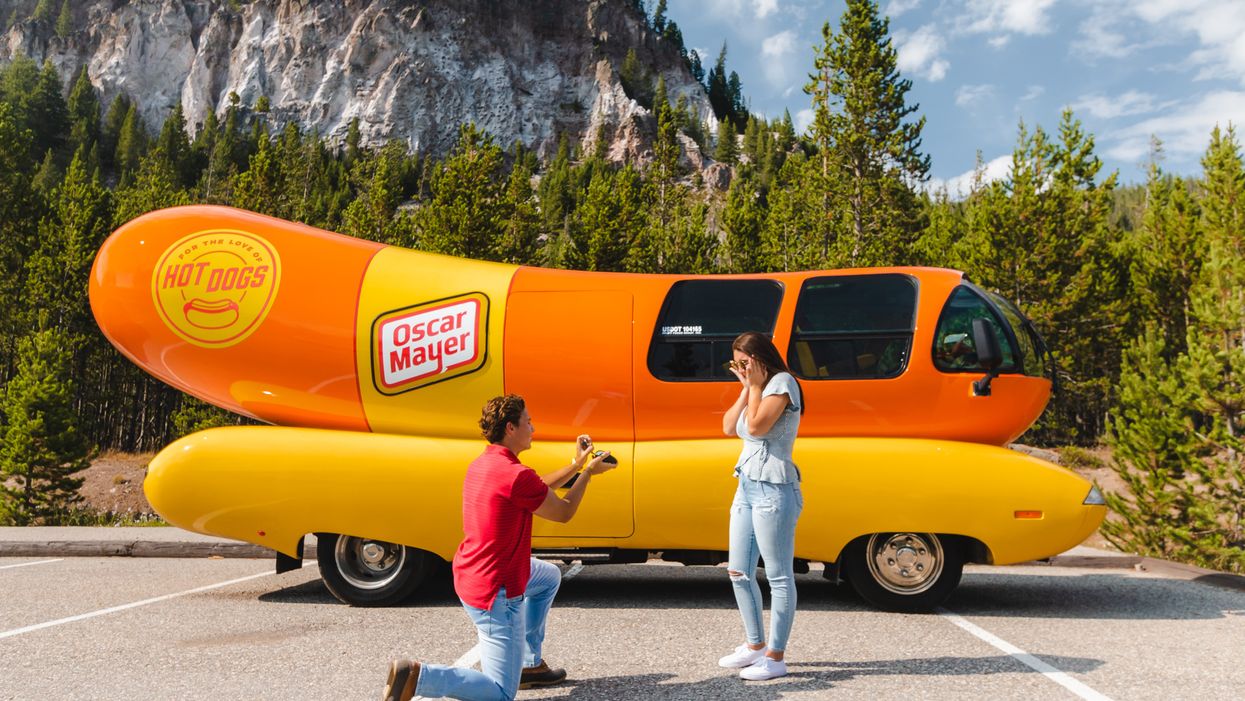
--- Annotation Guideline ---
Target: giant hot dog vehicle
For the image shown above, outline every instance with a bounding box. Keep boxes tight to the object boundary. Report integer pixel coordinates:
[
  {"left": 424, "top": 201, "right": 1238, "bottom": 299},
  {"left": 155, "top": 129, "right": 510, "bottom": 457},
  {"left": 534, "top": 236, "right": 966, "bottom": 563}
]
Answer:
[{"left": 90, "top": 205, "right": 1107, "bottom": 611}]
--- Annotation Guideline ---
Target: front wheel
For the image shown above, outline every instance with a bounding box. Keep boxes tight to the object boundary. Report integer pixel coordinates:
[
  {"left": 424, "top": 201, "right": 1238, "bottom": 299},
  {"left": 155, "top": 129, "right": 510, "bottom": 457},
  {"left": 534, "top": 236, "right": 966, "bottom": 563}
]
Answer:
[
  {"left": 316, "top": 533, "right": 434, "bottom": 606},
  {"left": 844, "top": 532, "right": 963, "bottom": 613}
]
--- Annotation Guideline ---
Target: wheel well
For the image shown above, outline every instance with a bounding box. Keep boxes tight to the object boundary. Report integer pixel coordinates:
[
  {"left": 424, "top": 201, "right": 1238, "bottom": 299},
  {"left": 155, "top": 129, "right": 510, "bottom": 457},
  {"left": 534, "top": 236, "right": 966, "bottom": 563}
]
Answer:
[{"left": 830, "top": 532, "right": 992, "bottom": 565}]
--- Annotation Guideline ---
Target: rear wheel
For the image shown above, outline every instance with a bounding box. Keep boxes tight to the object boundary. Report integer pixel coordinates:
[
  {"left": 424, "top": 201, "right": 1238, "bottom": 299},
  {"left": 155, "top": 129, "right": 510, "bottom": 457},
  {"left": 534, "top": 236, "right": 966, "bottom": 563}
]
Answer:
[
  {"left": 316, "top": 533, "right": 433, "bottom": 606},
  {"left": 844, "top": 532, "right": 963, "bottom": 613}
]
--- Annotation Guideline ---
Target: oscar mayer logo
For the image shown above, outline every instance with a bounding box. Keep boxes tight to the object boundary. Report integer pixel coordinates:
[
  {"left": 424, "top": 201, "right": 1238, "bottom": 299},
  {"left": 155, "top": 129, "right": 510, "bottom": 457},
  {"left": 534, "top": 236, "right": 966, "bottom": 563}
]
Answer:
[
  {"left": 151, "top": 230, "right": 281, "bottom": 348},
  {"left": 372, "top": 293, "right": 489, "bottom": 394}
]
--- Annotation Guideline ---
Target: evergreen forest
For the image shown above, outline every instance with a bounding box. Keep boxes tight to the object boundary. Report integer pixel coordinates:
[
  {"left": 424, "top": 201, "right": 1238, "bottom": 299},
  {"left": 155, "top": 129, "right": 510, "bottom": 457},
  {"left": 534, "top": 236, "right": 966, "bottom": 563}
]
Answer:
[{"left": 0, "top": 0, "right": 1241, "bottom": 573}]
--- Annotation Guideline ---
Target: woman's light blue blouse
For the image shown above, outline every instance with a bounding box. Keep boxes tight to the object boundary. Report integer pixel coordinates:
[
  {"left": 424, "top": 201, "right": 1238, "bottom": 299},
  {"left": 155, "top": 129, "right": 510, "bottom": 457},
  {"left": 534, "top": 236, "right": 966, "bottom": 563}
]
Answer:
[{"left": 733, "top": 371, "right": 802, "bottom": 484}]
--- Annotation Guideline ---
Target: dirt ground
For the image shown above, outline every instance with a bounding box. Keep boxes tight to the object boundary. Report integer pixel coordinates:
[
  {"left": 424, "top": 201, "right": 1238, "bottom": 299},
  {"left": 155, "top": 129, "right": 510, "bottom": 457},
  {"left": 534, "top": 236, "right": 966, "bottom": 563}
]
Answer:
[
  {"left": 77, "top": 451, "right": 157, "bottom": 516},
  {"left": 74, "top": 446, "right": 1124, "bottom": 550}
]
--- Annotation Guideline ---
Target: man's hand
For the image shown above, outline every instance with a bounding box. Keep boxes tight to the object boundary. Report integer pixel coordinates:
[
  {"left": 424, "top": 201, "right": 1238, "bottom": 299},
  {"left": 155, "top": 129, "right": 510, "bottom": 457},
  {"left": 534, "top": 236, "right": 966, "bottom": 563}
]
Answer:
[
  {"left": 574, "top": 434, "right": 593, "bottom": 467},
  {"left": 585, "top": 450, "right": 616, "bottom": 475}
]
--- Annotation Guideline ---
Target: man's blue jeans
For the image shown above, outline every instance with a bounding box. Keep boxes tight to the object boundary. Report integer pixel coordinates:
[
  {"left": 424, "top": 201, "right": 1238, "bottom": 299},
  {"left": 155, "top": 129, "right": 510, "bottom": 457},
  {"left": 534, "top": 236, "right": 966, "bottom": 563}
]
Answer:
[
  {"left": 415, "top": 557, "right": 561, "bottom": 701},
  {"left": 728, "top": 475, "right": 803, "bottom": 653}
]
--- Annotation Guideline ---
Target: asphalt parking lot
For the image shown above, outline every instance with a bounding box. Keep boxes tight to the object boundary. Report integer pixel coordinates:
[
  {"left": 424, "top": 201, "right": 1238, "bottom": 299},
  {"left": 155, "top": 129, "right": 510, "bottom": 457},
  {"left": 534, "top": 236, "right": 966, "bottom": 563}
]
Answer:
[{"left": 2, "top": 556, "right": 1243, "bottom": 700}]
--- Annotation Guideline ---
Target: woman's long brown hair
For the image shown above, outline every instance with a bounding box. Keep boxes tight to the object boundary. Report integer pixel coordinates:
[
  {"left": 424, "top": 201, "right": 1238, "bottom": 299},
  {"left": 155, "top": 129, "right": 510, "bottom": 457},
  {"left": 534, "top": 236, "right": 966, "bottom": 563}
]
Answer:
[{"left": 731, "top": 331, "right": 806, "bottom": 415}]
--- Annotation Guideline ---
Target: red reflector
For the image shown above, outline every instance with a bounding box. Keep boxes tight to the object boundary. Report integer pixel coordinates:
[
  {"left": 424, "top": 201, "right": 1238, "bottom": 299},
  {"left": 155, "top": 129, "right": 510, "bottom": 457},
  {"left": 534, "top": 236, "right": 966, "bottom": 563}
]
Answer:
[
  {"left": 257, "top": 530, "right": 266, "bottom": 536},
  {"left": 1014, "top": 510, "right": 1043, "bottom": 519}
]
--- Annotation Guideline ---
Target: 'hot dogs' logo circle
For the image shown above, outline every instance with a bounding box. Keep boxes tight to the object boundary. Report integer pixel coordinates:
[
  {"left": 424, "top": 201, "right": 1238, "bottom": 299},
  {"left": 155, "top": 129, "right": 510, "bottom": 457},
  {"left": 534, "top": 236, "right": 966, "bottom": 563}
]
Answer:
[{"left": 152, "top": 230, "right": 281, "bottom": 348}]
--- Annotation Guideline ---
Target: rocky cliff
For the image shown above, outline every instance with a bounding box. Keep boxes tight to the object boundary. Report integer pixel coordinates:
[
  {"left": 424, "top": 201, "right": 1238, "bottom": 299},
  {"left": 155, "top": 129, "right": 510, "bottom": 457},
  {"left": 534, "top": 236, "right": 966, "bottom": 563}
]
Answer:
[{"left": 0, "top": 0, "right": 714, "bottom": 163}]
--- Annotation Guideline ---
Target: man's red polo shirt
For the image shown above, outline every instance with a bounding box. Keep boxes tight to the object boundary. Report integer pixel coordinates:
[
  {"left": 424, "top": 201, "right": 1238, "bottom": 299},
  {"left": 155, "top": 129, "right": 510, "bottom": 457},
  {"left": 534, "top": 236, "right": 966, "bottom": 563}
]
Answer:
[{"left": 452, "top": 443, "right": 550, "bottom": 610}]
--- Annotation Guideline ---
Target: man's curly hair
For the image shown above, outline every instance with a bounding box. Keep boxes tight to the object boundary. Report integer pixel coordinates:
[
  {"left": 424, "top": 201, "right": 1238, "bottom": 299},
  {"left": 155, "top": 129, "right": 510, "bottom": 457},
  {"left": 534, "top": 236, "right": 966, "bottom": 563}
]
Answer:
[{"left": 479, "top": 394, "right": 526, "bottom": 444}]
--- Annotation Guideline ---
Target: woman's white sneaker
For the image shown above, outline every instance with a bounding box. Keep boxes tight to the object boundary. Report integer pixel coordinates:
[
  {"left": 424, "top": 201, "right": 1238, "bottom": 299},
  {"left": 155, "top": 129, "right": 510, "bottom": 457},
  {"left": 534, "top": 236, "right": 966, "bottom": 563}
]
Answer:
[
  {"left": 718, "top": 644, "right": 767, "bottom": 668},
  {"left": 740, "top": 656, "right": 787, "bottom": 681}
]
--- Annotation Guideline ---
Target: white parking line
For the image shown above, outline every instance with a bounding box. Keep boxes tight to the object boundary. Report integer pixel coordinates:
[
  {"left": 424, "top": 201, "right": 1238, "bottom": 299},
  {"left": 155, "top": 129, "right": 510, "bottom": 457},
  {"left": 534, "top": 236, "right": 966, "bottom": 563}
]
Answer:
[
  {"left": 0, "top": 558, "right": 62, "bottom": 571},
  {"left": 0, "top": 564, "right": 307, "bottom": 641},
  {"left": 939, "top": 608, "right": 1115, "bottom": 701},
  {"left": 414, "top": 561, "right": 586, "bottom": 699}
]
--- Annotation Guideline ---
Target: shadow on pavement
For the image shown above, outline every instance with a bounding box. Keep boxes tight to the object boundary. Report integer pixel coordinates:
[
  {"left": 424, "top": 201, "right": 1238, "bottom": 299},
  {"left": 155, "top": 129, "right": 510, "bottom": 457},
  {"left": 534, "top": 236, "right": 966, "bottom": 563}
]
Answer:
[
  {"left": 258, "top": 563, "right": 1244, "bottom": 621},
  {"left": 526, "top": 654, "right": 1104, "bottom": 699}
]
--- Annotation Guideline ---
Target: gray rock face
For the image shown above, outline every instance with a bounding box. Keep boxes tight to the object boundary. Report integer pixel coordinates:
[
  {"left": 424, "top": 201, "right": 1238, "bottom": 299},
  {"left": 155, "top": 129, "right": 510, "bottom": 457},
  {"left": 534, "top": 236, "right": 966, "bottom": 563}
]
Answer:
[{"left": 2, "top": 0, "right": 716, "bottom": 162}]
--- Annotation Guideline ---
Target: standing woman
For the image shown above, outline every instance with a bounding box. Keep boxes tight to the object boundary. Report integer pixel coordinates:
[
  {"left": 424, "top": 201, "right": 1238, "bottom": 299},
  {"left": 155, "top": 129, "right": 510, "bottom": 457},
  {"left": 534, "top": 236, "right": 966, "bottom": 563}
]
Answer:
[{"left": 718, "top": 331, "right": 805, "bottom": 681}]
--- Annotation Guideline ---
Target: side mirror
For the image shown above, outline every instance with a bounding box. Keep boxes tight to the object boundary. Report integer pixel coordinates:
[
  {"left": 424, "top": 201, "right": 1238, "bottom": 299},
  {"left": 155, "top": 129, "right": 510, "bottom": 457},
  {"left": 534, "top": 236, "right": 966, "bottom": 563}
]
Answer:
[{"left": 971, "top": 317, "right": 1002, "bottom": 396}]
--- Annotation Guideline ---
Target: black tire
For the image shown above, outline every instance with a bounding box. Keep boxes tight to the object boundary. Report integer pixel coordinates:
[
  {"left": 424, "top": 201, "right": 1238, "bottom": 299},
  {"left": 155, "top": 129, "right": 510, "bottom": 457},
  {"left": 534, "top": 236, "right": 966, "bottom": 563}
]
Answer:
[
  {"left": 316, "top": 533, "right": 434, "bottom": 606},
  {"left": 843, "top": 532, "right": 963, "bottom": 613}
]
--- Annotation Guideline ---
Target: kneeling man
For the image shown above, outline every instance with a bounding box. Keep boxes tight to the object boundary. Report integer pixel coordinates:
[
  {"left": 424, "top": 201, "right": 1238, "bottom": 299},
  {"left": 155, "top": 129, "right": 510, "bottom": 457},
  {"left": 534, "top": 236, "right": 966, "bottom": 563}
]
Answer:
[{"left": 383, "top": 394, "right": 616, "bottom": 701}]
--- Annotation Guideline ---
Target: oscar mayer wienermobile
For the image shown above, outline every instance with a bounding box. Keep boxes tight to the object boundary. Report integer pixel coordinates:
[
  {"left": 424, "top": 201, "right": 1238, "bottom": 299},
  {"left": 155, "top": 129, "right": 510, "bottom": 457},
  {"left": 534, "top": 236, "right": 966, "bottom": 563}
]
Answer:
[{"left": 90, "top": 205, "right": 1107, "bottom": 611}]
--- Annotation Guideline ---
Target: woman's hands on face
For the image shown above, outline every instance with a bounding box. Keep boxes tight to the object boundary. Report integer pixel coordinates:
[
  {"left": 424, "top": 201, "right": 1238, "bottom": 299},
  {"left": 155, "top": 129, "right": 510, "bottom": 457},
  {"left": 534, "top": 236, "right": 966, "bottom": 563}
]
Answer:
[{"left": 729, "top": 356, "right": 766, "bottom": 388}]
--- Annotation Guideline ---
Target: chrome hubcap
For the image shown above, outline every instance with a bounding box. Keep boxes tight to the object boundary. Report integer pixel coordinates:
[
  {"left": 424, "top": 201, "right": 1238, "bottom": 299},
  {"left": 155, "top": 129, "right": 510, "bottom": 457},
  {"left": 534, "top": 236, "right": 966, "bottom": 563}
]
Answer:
[
  {"left": 866, "top": 533, "right": 944, "bottom": 595},
  {"left": 334, "top": 536, "right": 406, "bottom": 591}
]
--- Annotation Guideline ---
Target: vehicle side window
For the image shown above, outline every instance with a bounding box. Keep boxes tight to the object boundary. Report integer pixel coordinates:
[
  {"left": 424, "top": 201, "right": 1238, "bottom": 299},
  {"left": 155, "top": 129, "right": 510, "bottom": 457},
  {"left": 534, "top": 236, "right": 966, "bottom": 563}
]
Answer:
[
  {"left": 788, "top": 274, "right": 916, "bottom": 380},
  {"left": 648, "top": 280, "right": 784, "bottom": 381},
  {"left": 932, "top": 286, "right": 1018, "bottom": 373}
]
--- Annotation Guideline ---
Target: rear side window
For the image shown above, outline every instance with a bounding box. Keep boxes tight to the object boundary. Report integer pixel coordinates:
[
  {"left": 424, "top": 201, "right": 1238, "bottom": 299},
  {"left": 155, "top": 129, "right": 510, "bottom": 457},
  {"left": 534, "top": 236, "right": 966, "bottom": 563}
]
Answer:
[
  {"left": 648, "top": 280, "right": 784, "bottom": 381},
  {"left": 932, "top": 285, "right": 1018, "bottom": 373},
  {"left": 788, "top": 274, "right": 917, "bottom": 380}
]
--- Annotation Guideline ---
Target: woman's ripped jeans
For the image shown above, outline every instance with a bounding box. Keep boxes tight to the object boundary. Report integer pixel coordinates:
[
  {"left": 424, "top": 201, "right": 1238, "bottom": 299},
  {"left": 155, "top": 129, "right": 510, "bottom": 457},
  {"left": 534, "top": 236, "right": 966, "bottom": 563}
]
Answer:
[{"left": 727, "top": 475, "right": 803, "bottom": 653}]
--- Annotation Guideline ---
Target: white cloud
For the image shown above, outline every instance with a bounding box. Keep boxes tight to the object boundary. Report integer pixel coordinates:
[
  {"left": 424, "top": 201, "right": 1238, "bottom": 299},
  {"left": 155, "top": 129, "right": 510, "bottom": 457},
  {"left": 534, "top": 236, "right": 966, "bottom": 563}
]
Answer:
[
  {"left": 1073, "top": 5, "right": 1141, "bottom": 60},
  {"left": 1105, "top": 90, "right": 1245, "bottom": 162},
  {"left": 795, "top": 108, "right": 814, "bottom": 134},
  {"left": 959, "top": 0, "right": 1058, "bottom": 43},
  {"left": 885, "top": 0, "right": 922, "bottom": 19},
  {"left": 927, "top": 154, "right": 1013, "bottom": 199},
  {"left": 1070, "top": 91, "right": 1159, "bottom": 120},
  {"left": 896, "top": 25, "right": 950, "bottom": 82},
  {"left": 1020, "top": 85, "right": 1045, "bottom": 102},
  {"left": 1128, "top": 0, "right": 1245, "bottom": 85},
  {"left": 753, "top": 0, "right": 778, "bottom": 19},
  {"left": 760, "top": 30, "right": 798, "bottom": 86},
  {"left": 955, "top": 83, "right": 995, "bottom": 108},
  {"left": 761, "top": 30, "right": 797, "bottom": 58}
]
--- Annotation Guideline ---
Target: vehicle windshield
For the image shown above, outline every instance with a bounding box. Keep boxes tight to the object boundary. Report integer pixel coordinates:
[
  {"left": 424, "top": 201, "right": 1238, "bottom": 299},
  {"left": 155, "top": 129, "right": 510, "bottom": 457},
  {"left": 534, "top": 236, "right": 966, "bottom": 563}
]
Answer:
[{"left": 984, "top": 291, "right": 1048, "bottom": 380}]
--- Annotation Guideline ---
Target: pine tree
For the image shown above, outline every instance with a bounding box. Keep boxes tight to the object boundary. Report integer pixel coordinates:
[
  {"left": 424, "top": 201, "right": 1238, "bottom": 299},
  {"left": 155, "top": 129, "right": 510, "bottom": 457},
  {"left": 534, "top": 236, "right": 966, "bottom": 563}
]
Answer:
[
  {"left": 233, "top": 131, "right": 285, "bottom": 217},
  {"left": 1185, "top": 125, "right": 1245, "bottom": 444},
  {"left": 581, "top": 165, "right": 644, "bottom": 271},
  {"left": 31, "top": 148, "right": 59, "bottom": 193},
  {"left": 620, "top": 49, "right": 653, "bottom": 108},
  {"left": 153, "top": 102, "right": 195, "bottom": 189},
  {"left": 345, "top": 117, "right": 362, "bottom": 165},
  {"left": 807, "top": 0, "right": 930, "bottom": 266},
  {"left": 687, "top": 50, "right": 705, "bottom": 86},
  {"left": 27, "top": 61, "right": 70, "bottom": 162},
  {"left": 114, "top": 102, "right": 146, "bottom": 178},
  {"left": 26, "top": 148, "right": 112, "bottom": 336},
  {"left": 496, "top": 153, "right": 540, "bottom": 264},
  {"left": 342, "top": 140, "right": 407, "bottom": 245},
  {"left": 1103, "top": 329, "right": 1200, "bottom": 559},
  {"left": 55, "top": 0, "right": 72, "bottom": 38},
  {"left": 639, "top": 77, "right": 683, "bottom": 272},
  {"left": 1126, "top": 142, "right": 1204, "bottom": 351},
  {"left": 414, "top": 124, "right": 506, "bottom": 258},
  {"left": 706, "top": 43, "right": 731, "bottom": 122},
  {"left": 100, "top": 93, "right": 130, "bottom": 172},
  {"left": 0, "top": 103, "right": 41, "bottom": 373},
  {"left": 651, "top": 0, "right": 667, "bottom": 33},
  {"left": 0, "top": 328, "right": 92, "bottom": 526},
  {"left": 714, "top": 117, "right": 738, "bottom": 164},
  {"left": 31, "top": 0, "right": 55, "bottom": 23},
  {"left": 66, "top": 67, "right": 100, "bottom": 156},
  {"left": 721, "top": 171, "right": 763, "bottom": 272}
]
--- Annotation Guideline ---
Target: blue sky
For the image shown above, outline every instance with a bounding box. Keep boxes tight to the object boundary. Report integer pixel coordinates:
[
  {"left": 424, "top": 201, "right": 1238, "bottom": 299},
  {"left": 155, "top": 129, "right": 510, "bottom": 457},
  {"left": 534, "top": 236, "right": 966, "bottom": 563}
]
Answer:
[{"left": 665, "top": 0, "right": 1245, "bottom": 193}]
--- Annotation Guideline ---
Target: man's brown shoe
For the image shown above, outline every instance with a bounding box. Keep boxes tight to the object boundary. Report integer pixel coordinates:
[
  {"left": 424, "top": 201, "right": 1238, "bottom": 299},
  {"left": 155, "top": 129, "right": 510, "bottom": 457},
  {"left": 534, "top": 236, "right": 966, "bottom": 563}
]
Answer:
[
  {"left": 382, "top": 659, "right": 420, "bottom": 701},
  {"left": 519, "top": 660, "right": 567, "bottom": 689}
]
